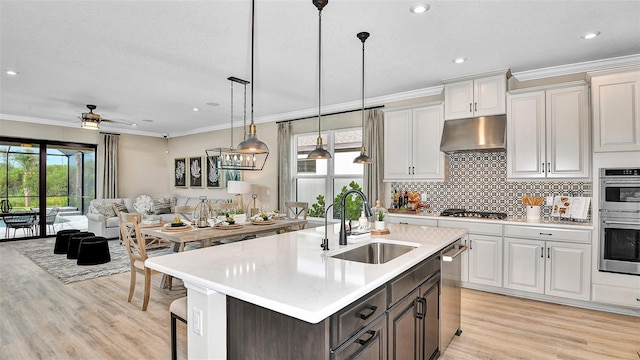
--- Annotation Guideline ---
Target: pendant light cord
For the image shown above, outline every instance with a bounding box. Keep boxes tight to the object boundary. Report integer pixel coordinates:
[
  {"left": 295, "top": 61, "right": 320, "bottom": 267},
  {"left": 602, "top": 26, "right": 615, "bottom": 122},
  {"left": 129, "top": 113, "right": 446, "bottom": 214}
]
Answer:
[
  {"left": 317, "top": 7, "right": 323, "bottom": 139},
  {"left": 230, "top": 80, "right": 234, "bottom": 148},
  {"left": 251, "top": 0, "right": 255, "bottom": 127},
  {"left": 361, "top": 34, "right": 365, "bottom": 133}
]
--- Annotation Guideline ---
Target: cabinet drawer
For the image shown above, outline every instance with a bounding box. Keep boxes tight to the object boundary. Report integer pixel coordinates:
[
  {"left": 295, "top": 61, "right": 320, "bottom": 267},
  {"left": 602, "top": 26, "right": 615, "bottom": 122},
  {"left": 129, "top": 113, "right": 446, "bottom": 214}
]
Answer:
[
  {"left": 330, "top": 286, "right": 387, "bottom": 348},
  {"left": 388, "top": 254, "right": 440, "bottom": 306},
  {"left": 387, "top": 215, "right": 438, "bottom": 227},
  {"left": 438, "top": 219, "right": 503, "bottom": 236},
  {"left": 331, "top": 314, "right": 386, "bottom": 360},
  {"left": 592, "top": 284, "right": 640, "bottom": 309},
  {"left": 504, "top": 225, "right": 590, "bottom": 243}
]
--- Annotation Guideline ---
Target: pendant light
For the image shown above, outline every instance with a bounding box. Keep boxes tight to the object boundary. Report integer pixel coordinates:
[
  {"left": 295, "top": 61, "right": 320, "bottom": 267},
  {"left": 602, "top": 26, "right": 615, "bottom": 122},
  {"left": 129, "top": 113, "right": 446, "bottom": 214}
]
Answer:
[
  {"left": 353, "top": 31, "right": 373, "bottom": 164},
  {"left": 307, "top": 0, "right": 332, "bottom": 160},
  {"left": 237, "top": 0, "right": 269, "bottom": 154}
]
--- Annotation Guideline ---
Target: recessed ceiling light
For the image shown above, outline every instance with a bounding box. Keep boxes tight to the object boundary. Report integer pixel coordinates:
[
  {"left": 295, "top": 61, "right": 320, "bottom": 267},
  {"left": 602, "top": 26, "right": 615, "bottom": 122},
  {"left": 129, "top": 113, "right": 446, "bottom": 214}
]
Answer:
[
  {"left": 581, "top": 31, "right": 601, "bottom": 39},
  {"left": 5, "top": 70, "right": 19, "bottom": 76},
  {"left": 410, "top": 4, "right": 429, "bottom": 14},
  {"left": 192, "top": 107, "right": 200, "bottom": 112},
  {"left": 206, "top": 102, "right": 220, "bottom": 107},
  {"left": 453, "top": 57, "right": 467, "bottom": 64}
]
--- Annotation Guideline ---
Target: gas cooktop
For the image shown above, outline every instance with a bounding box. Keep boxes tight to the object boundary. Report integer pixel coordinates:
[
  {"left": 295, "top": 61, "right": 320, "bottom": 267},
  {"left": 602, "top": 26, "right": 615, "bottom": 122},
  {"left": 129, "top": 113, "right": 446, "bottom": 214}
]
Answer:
[{"left": 440, "top": 208, "right": 507, "bottom": 220}]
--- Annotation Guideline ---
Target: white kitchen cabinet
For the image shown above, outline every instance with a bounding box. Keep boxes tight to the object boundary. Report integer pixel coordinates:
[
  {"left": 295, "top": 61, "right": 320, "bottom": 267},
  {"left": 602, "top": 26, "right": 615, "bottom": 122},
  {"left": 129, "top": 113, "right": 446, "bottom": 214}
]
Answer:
[
  {"left": 444, "top": 73, "right": 506, "bottom": 120},
  {"left": 383, "top": 103, "right": 445, "bottom": 181},
  {"left": 503, "top": 225, "right": 591, "bottom": 301},
  {"left": 468, "top": 234, "right": 503, "bottom": 287},
  {"left": 507, "top": 83, "right": 590, "bottom": 179},
  {"left": 590, "top": 70, "right": 640, "bottom": 152},
  {"left": 545, "top": 241, "right": 591, "bottom": 301},
  {"left": 504, "top": 238, "right": 545, "bottom": 293}
]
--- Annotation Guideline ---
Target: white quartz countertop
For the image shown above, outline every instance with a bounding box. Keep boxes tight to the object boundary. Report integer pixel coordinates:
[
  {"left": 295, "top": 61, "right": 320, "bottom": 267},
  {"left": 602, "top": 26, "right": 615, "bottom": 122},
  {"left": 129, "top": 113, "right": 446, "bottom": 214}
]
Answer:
[
  {"left": 145, "top": 223, "right": 466, "bottom": 324},
  {"left": 388, "top": 213, "right": 594, "bottom": 230}
]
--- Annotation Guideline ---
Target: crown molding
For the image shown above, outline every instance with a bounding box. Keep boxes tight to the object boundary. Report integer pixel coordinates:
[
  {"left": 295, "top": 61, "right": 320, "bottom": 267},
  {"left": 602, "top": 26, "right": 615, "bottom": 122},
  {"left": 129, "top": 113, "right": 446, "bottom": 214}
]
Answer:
[{"left": 511, "top": 54, "right": 640, "bottom": 81}]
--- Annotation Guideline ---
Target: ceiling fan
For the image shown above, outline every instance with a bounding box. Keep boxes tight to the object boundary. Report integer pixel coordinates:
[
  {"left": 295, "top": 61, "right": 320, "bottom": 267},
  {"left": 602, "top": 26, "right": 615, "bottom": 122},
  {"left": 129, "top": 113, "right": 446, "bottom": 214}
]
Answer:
[{"left": 79, "top": 104, "right": 135, "bottom": 130}]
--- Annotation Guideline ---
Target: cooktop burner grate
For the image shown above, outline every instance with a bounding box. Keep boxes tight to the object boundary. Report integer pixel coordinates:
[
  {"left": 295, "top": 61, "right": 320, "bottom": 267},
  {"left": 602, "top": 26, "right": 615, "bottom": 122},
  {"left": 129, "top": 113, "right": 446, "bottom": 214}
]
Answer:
[{"left": 440, "top": 208, "right": 507, "bottom": 220}]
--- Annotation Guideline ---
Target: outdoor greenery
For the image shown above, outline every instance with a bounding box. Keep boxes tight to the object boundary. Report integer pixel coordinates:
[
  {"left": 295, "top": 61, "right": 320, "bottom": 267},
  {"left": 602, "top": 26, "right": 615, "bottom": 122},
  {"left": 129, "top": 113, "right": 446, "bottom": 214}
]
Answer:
[
  {"left": 308, "top": 194, "right": 326, "bottom": 218},
  {"left": 333, "top": 181, "right": 364, "bottom": 221},
  {"left": 0, "top": 149, "right": 91, "bottom": 210}
]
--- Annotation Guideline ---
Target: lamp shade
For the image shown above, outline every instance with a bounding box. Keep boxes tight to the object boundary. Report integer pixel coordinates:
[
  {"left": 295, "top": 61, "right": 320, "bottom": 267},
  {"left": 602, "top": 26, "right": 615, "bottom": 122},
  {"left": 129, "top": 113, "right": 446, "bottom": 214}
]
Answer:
[{"left": 227, "top": 180, "right": 250, "bottom": 194}]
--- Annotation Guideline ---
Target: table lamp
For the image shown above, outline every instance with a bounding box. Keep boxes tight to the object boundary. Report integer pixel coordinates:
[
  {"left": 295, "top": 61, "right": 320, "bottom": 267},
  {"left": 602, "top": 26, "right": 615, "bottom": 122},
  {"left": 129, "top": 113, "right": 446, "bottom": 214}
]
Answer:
[{"left": 227, "top": 181, "right": 250, "bottom": 210}]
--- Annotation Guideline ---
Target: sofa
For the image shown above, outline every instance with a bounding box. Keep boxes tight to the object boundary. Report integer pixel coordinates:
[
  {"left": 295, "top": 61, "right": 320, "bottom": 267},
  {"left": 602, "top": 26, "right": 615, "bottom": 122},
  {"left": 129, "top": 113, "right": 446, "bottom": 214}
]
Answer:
[{"left": 87, "top": 195, "right": 234, "bottom": 239}]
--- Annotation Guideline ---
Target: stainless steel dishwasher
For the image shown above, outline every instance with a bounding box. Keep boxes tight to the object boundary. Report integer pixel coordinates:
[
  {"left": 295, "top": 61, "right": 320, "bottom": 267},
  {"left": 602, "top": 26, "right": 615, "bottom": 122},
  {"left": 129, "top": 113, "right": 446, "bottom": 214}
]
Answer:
[{"left": 440, "top": 239, "right": 467, "bottom": 352}]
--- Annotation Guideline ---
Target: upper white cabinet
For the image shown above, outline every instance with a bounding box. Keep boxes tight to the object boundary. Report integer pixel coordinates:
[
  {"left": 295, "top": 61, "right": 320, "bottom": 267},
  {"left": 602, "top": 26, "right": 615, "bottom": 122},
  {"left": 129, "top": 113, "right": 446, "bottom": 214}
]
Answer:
[
  {"left": 590, "top": 69, "right": 640, "bottom": 152},
  {"left": 507, "top": 82, "right": 590, "bottom": 179},
  {"left": 443, "top": 73, "right": 507, "bottom": 120},
  {"left": 383, "top": 103, "right": 446, "bottom": 181}
]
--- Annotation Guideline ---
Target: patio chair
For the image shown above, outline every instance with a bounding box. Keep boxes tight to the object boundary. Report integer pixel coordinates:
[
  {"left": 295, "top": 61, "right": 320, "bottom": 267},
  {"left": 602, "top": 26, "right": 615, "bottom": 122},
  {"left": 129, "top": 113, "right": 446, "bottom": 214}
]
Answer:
[
  {"left": 4, "top": 214, "right": 37, "bottom": 238},
  {"left": 39, "top": 207, "right": 60, "bottom": 235}
]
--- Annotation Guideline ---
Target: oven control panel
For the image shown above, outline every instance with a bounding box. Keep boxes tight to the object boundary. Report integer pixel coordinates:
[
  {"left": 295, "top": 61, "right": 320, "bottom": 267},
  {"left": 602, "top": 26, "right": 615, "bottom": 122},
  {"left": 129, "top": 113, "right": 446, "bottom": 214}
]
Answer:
[{"left": 602, "top": 168, "right": 640, "bottom": 176}]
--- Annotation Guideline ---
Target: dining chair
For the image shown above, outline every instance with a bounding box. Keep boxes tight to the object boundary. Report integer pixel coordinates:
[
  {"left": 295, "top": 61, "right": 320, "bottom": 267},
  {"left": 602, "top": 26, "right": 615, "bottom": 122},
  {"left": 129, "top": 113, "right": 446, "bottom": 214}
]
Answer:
[
  {"left": 120, "top": 212, "right": 171, "bottom": 311},
  {"left": 284, "top": 201, "right": 308, "bottom": 230},
  {"left": 170, "top": 296, "right": 187, "bottom": 360}
]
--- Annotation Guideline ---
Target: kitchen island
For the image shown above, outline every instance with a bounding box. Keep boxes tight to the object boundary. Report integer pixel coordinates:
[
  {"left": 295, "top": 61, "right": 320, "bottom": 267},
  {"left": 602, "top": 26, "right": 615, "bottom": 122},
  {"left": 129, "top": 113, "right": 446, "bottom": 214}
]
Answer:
[{"left": 145, "top": 223, "right": 467, "bottom": 359}]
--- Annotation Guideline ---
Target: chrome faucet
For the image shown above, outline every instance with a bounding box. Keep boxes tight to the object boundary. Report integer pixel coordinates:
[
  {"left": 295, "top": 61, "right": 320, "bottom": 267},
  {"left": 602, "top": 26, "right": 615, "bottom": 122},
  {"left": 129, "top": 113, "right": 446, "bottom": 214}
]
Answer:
[
  {"left": 339, "top": 189, "right": 373, "bottom": 246},
  {"left": 321, "top": 204, "right": 334, "bottom": 251}
]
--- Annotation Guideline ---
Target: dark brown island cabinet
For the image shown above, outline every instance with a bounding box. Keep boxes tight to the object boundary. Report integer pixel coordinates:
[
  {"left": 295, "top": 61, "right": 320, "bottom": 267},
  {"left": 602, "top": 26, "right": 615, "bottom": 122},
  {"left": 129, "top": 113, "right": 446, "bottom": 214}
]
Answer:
[{"left": 227, "top": 253, "right": 442, "bottom": 360}]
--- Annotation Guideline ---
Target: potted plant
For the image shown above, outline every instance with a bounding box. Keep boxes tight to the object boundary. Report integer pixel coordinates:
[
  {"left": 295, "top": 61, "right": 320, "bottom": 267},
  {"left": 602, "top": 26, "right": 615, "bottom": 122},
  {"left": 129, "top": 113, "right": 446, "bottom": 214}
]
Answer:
[
  {"left": 232, "top": 208, "right": 247, "bottom": 224},
  {"left": 375, "top": 210, "right": 386, "bottom": 230}
]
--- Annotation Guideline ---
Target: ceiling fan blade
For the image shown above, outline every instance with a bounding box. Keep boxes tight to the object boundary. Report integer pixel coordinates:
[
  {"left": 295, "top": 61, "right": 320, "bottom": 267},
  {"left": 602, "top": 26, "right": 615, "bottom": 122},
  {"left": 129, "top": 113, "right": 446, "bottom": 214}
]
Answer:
[{"left": 102, "top": 118, "right": 136, "bottom": 126}]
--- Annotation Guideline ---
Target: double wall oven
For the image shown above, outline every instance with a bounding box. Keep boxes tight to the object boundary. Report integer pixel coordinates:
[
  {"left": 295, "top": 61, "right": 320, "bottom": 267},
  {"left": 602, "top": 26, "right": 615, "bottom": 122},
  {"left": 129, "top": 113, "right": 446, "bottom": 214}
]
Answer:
[{"left": 599, "top": 168, "right": 640, "bottom": 276}]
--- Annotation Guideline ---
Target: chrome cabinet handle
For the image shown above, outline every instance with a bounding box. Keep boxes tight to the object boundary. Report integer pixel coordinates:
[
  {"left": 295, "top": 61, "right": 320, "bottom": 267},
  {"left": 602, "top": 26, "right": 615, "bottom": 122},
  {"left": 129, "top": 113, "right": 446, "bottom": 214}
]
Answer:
[
  {"left": 442, "top": 245, "right": 468, "bottom": 262},
  {"left": 603, "top": 220, "right": 640, "bottom": 226}
]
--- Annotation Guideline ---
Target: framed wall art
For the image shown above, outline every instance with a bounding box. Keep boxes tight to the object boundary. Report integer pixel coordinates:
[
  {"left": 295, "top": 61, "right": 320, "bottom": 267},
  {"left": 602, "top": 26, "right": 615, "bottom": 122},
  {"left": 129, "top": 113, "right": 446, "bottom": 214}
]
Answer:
[
  {"left": 174, "top": 158, "right": 187, "bottom": 188},
  {"left": 224, "top": 161, "right": 243, "bottom": 187},
  {"left": 189, "top": 156, "right": 203, "bottom": 188},
  {"left": 206, "top": 155, "right": 222, "bottom": 188}
]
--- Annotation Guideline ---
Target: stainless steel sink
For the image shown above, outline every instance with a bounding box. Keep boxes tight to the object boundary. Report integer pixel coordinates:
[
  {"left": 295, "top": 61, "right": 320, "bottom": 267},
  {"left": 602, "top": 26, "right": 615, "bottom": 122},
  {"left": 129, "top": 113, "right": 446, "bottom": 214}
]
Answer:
[{"left": 331, "top": 242, "right": 417, "bottom": 264}]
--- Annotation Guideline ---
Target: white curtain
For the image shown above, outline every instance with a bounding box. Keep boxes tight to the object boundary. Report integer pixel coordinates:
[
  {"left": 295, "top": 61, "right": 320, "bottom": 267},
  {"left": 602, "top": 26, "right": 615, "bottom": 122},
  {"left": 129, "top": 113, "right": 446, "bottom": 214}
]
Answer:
[
  {"left": 277, "top": 122, "right": 292, "bottom": 211},
  {"left": 364, "top": 109, "right": 384, "bottom": 207},
  {"left": 97, "top": 133, "right": 119, "bottom": 199}
]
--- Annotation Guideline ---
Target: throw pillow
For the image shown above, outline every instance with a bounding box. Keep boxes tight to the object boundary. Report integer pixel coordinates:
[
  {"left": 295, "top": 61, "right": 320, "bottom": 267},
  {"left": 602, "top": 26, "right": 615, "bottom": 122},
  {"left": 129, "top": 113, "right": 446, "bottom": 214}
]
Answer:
[
  {"left": 133, "top": 194, "right": 155, "bottom": 214},
  {"left": 112, "top": 202, "right": 129, "bottom": 216},
  {"left": 154, "top": 199, "right": 172, "bottom": 214},
  {"left": 94, "top": 203, "right": 116, "bottom": 217}
]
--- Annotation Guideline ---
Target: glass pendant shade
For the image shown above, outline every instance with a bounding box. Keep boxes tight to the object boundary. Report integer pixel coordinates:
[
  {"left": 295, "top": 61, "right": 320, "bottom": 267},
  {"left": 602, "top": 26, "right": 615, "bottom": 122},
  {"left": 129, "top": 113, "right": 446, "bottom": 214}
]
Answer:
[
  {"left": 353, "top": 31, "right": 372, "bottom": 164},
  {"left": 307, "top": 0, "right": 332, "bottom": 160},
  {"left": 81, "top": 120, "right": 100, "bottom": 130}
]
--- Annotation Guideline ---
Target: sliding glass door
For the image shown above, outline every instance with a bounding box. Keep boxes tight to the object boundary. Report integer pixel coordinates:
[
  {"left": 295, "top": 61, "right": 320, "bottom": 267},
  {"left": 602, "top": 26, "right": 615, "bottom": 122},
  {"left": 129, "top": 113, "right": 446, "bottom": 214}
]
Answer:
[{"left": 0, "top": 137, "right": 96, "bottom": 240}]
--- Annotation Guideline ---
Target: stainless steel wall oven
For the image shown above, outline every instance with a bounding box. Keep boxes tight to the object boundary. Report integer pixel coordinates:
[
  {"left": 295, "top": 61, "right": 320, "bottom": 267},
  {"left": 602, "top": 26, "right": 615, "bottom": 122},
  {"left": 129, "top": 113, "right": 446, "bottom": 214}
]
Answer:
[{"left": 599, "top": 168, "right": 640, "bottom": 276}]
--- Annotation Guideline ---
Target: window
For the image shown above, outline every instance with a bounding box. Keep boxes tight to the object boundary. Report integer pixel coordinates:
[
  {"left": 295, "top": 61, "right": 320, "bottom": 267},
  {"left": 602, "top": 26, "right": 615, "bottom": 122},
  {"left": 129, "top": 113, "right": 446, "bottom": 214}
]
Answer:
[{"left": 293, "top": 128, "right": 363, "bottom": 218}]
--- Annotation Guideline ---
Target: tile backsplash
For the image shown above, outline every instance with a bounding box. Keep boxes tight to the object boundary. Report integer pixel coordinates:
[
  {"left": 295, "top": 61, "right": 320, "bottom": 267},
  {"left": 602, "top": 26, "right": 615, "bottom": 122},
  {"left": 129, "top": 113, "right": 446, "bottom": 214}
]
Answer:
[{"left": 390, "top": 152, "right": 592, "bottom": 220}]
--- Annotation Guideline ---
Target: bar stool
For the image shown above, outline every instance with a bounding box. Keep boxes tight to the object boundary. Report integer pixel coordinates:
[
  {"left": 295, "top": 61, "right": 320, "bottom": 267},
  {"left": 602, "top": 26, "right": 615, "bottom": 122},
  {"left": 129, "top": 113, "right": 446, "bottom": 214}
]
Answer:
[
  {"left": 53, "top": 229, "right": 80, "bottom": 254},
  {"left": 77, "top": 236, "right": 111, "bottom": 265},
  {"left": 66, "top": 232, "right": 95, "bottom": 259},
  {"left": 170, "top": 296, "right": 187, "bottom": 360}
]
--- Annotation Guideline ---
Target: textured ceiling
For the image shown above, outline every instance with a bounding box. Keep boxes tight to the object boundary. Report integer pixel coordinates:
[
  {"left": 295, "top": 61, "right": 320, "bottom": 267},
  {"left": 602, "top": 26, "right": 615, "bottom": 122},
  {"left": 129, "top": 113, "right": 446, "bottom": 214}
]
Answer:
[{"left": 1, "top": 0, "right": 639, "bottom": 137}]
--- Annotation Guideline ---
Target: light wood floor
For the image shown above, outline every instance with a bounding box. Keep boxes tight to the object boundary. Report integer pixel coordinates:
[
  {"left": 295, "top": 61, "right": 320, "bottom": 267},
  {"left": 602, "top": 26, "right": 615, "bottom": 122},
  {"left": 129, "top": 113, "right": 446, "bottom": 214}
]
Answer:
[{"left": 1, "top": 238, "right": 638, "bottom": 360}]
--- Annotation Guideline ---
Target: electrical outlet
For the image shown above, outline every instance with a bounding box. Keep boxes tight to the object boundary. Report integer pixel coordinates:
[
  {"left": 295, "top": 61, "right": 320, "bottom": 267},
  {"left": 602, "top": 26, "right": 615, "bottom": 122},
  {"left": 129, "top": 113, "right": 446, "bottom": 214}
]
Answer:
[
  {"left": 193, "top": 307, "right": 203, "bottom": 336},
  {"left": 546, "top": 196, "right": 554, "bottom": 206}
]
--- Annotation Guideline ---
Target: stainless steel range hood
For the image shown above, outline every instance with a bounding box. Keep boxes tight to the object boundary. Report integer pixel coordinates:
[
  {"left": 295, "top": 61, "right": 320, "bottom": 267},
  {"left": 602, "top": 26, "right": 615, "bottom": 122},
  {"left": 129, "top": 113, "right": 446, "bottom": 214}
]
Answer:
[{"left": 439, "top": 115, "right": 507, "bottom": 154}]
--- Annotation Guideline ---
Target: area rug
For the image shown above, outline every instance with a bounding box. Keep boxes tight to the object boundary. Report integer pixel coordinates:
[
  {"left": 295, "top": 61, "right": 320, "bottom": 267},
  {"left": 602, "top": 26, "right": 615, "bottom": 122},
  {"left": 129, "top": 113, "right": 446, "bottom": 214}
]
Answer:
[{"left": 14, "top": 239, "right": 175, "bottom": 284}]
